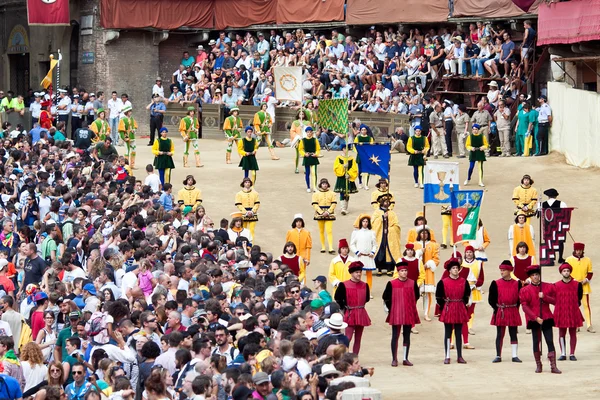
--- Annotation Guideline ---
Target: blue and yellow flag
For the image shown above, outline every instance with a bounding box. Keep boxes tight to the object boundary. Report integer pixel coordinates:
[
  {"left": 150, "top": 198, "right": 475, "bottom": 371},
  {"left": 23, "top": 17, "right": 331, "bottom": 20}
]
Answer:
[
  {"left": 355, "top": 143, "right": 391, "bottom": 179},
  {"left": 317, "top": 99, "right": 348, "bottom": 133}
]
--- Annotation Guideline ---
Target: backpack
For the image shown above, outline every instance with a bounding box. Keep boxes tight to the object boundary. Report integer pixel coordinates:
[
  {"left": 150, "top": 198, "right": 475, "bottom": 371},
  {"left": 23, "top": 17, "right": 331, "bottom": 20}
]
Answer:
[{"left": 85, "top": 311, "right": 110, "bottom": 344}]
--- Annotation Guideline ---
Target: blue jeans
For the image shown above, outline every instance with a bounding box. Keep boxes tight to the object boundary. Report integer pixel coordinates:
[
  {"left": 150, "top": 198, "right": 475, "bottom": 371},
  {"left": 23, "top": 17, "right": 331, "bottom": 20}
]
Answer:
[
  {"left": 476, "top": 59, "right": 487, "bottom": 75},
  {"left": 329, "top": 136, "right": 346, "bottom": 150},
  {"left": 462, "top": 59, "right": 477, "bottom": 75},
  {"left": 109, "top": 117, "right": 119, "bottom": 143}
]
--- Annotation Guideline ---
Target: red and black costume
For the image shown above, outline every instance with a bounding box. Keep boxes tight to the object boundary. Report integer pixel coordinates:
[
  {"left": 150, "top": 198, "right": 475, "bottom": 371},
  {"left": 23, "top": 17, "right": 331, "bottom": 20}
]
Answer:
[
  {"left": 436, "top": 258, "right": 471, "bottom": 364},
  {"left": 511, "top": 254, "right": 533, "bottom": 283},
  {"left": 554, "top": 263, "right": 584, "bottom": 361},
  {"left": 382, "top": 262, "right": 420, "bottom": 367},
  {"left": 519, "top": 265, "right": 561, "bottom": 373},
  {"left": 334, "top": 262, "right": 371, "bottom": 355},
  {"left": 488, "top": 260, "right": 522, "bottom": 363}
]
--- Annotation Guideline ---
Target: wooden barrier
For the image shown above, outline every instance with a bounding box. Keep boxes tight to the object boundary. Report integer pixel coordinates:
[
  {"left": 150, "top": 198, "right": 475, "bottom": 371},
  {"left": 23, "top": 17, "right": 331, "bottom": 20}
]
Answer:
[{"left": 0, "top": 111, "right": 32, "bottom": 131}]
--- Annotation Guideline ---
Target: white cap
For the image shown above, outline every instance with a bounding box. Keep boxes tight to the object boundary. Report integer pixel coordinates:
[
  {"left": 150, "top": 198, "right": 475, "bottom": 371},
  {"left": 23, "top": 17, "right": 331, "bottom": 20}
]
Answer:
[
  {"left": 0, "top": 260, "right": 8, "bottom": 270},
  {"left": 264, "top": 88, "right": 272, "bottom": 95},
  {"left": 332, "top": 79, "right": 340, "bottom": 85},
  {"left": 58, "top": 89, "right": 67, "bottom": 93},
  {"left": 293, "top": 213, "right": 303, "bottom": 219},
  {"left": 9, "top": 174, "right": 17, "bottom": 180},
  {"left": 305, "top": 34, "right": 312, "bottom": 39},
  {"left": 65, "top": 152, "right": 77, "bottom": 160},
  {"left": 197, "top": 45, "right": 204, "bottom": 50}
]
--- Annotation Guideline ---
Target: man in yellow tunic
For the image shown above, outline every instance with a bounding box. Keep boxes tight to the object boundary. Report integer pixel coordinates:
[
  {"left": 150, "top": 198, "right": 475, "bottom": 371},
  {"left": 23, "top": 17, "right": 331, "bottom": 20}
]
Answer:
[
  {"left": 370, "top": 179, "right": 395, "bottom": 210},
  {"left": 118, "top": 106, "right": 138, "bottom": 169},
  {"left": 90, "top": 108, "right": 110, "bottom": 144},
  {"left": 406, "top": 212, "right": 437, "bottom": 244},
  {"left": 312, "top": 178, "right": 337, "bottom": 254},
  {"left": 222, "top": 106, "right": 243, "bottom": 164},
  {"left": 179, "top": 107, "right": 202, "bottom": 168},
  {"left": 285, "top": 214, "right": 312, "bottom": 271},
  {"left": 372, "top": 194, "right": 401, "bottom": 277},
  {"left": 566, "top": 242, "right": 595, "bottom": 332},
  {"left": 333, "top": 146, "right": 358, "bottom": 215},
  {"left": 328, "top": 238, "right": 354, "bottom": 295},
  {"left": 512, "top": 174, "right": 538, "bottom": 220},
  {"left": 253, "top": 102, "right": 279, "bottom": 160},
  {"left": 235, "top": 177, "right": 260, "bottom": 241},
  {"left": 508, "top": 212, "right": 535, "bottom": 256},
  {"left": 177, "top": 175, "right": 202, "bottom": 214}
]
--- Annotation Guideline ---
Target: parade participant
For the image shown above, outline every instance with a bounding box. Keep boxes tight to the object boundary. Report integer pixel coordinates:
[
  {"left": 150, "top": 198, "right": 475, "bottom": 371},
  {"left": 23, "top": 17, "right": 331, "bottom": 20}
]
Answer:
[
  {"left": 382, "top": 261, "right": 421, "bottom": 366},
  {"left": 464, "top": 219, "right": 491, "bottom": 262},
  {"left": 333, "top": 144, "right": 358, "bottom": 215},
  {"left": 488, "top": 260, "right": 523, "bottom": 363},
  {"left": 328, "top": 239, "right": 354, "bottom": 296},
  {"left": 334, "top": 261, "right": 371, "bottom": 354},
  {"left": 519, "top": 265, "right": 561, "bottom": 374},
  {"left": 298, "top": 127, "right": 320, "bottom": 193},
  {"left": 436, "top": 258, "right": 471, "bottom": 364},
  {"left": 304, "top": 100, "right": 317, "bottom": 128},
  {"left": 179, "top": 106, "right": 202, "bottom": 168},
  {"left": 90, "top": 108, "right": 110, "bottom": 143},
  {"left": 566, "top": 243, "right": 595, "bottom": 333},
  {"left": 290, "top": 110, "right": 307, "bottom": 174},
  {"left": 285, "top": 214, "right": 312, "bottom": 271},
  {"left": 350, "top": 214, "right": 377, "bottom": 291},
  {"left": 223, "top": 106, "right": 243, "bottom": 164},
  {"left": 512, "top": 174, "right": 538, "bottom": 220},
  {"left": 370, "top": 179, "right": 395, "bottom": 210},
  {"left": 118, "top": 105, "right": 138, "bottom": 169},
  {"left": 177, "top": 175, "right": 202, "bottom": 214},
  {"left": 542, "top": 188, "right": 567, "bottom": 263},
  {"left": 463, "top": 246, "right": 485, "bottom": 336},
  {"left": 228, "top": 212, "right": 252, "bottom": 243},
  {"left": 553, "top": 263, "right": 584, "bottom": 361},
  {"left": 440, "top": 205, "right": 453, "bottom": 249},
  {"left": 394, "top": 244, "right": 425, "bottom": 287},
  {"left": 407, "top": 125, "right": 430, "bottom": 188},
  {"left": 414, "top": 228, "right": 440, "bottom": 321},
  {"left": 372, "top": 194, "right": 401, "bottom": 277},
  {"left": 152, "top": 127, "right": 175, "bottom": 184},
  {"left": 280, "top": 242, "right": 306, "bottom": 284},
  {"left": 406, "top": 213, "right": 437, "bottom": 244},
  {"left": 353, "top": 124, "right": 374, "bottom": 190},
  {"left": 39, "top": 103, "right": 53, "bottom": 130},
  {"left": 508, "top": 212, "right": 535, "bottom": 257},
  {"left": 511, "top": 242, "right": 536, "bottom": 284},
  {"left": 235, "top": 177, "right": 260, "bottom": 240},
  {"left": 253, "top": 102, "right": 279, "bottom": 160},
  {"left": 238, "top": 126, "right": 260, "bottom": 185},
  {"left": 312, "top": 178, "right": 337, "bottom": 254},
  {"left": 464, "top": 124, "right": 488, "bottom": 187}
]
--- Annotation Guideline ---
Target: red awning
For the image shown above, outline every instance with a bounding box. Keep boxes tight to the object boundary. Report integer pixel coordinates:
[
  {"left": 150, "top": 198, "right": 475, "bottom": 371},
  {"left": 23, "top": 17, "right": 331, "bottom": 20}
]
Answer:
[
  {"left": 346, "top": 0, "right": 448, "bottom": 25},
  {"left": 538, "top": 0, "right": 600, "bottom": 45},
  {"left": 214, "top": 0, "right": 276, "bottom": 30}
]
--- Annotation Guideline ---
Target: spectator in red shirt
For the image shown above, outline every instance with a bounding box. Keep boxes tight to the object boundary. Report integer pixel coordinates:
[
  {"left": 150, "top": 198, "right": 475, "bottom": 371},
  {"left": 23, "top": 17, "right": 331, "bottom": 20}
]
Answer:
[
  {"left": 0, "top": 260, "right": 15, "bottom": 298},
  {"left": 31, "top": 292, "right": 49, "bottom": 341}
]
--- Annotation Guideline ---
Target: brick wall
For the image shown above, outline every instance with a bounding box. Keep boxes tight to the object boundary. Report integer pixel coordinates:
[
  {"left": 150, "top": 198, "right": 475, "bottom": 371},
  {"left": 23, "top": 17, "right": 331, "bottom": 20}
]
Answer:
[{"left": 159, "top": 35, "right": 191, "bottom": 94}]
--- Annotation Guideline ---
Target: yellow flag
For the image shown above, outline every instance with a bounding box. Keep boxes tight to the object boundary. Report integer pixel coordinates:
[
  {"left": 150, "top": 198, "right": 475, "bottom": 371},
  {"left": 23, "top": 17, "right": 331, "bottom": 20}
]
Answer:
[{"left": 41, "top": 59, "right": 58, "bottom": 89}]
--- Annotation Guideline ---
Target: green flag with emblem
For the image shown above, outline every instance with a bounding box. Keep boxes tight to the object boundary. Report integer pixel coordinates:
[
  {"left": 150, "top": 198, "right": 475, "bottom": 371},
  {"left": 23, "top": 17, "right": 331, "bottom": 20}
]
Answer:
[{"left": 317, "top": 99, "right": 348, "bottom": 133}]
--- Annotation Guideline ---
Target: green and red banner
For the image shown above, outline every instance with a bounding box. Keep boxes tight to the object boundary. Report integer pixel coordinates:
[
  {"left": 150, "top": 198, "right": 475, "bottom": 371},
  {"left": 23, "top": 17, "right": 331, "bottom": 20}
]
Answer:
[{"left": 451, "top": 190, "right": 484, "bottom": 243}]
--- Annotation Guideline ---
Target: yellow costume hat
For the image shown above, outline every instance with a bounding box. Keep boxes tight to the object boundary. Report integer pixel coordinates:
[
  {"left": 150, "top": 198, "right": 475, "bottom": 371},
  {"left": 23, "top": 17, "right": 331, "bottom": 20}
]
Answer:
[
  {"left": 353, "top": 213, "right": 372, "bottom": 229},
  {"left": 230, "top": 211, "right": 244, "bottom": 219}
]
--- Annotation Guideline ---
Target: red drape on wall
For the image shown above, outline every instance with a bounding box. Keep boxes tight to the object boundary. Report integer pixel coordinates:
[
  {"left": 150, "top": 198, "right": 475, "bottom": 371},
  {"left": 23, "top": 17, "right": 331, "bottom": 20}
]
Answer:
[
  {"left": 276, "top": 0, "right": 345, "bottom": 24},
  {"left": 213, "top": 0, "right": 276, "bottom": 30},
  {"left": 100, "top": 0, "right": 215, "bottom": 30},
  {"left": 511, "top": 0, "right": 537, "bottom": 12},
  {"left": 346, "top": 0, "right": 448, "bottom": 25},
  {"left": 453, "top": 0, "right": 526, "bottom": 18},
  {"left": 538, "top": 0, "right": 600, "bottom": 45}
]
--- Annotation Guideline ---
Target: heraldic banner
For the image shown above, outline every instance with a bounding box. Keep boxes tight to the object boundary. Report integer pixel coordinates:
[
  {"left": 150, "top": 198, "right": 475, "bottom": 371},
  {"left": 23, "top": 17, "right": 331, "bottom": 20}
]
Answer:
[
  {"left": 274, "top": 67, "right": 303, "bottom": 102},
  {"left": 317, "top": 99, "right": 348, "bottom": 134},
  {"left": 540, "top": 207, "right": 574, "bottom": 265},
  {"left": 28, "top": 0, "right": 70, "bottom": 25},
  {"left": 423, "top": 161, "right": 459, "bottom": 205},
  {"left": 451, "top": 190, "right": 484, "bottom": 243}
]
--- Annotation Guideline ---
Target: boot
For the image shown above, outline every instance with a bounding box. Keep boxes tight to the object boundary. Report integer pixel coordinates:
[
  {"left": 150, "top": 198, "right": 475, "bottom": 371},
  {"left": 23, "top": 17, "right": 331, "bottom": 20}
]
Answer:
[
  {"left": 226, "top": 152, "right": 231, "bottom": 164},
  {"left": 534, "top": 352, "right": 543, "bottom": 373},
  {"left": 130, "top": 156, "right": 136, "bottom": 170},
  {"left": 195, "top": 154, "right": 203, "bottom": 167},
  {"left": 548, "top": 352, "right": 562, "bottom": 374},
  {"left": 268, "top": 147, "right": 280, "bottom": 160},
  {"left": 340, "top": 200, "right": 348, "bottom": 215},
  {"left": 183, "top": 155, "right": 189, "bottom": 167}
]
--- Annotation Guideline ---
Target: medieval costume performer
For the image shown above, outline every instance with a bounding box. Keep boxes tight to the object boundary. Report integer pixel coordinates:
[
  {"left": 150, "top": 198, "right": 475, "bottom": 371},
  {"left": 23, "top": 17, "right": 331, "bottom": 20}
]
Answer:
[
  {"left": 312, "top": 178, "right": 337, "bottom": 254},
  {"left": 406, "top": 213, "right": 437, "bottom": 244},
  {"left": 90, "top": 108, "right": 110, "bottom": 143},
  {"left": 235, "top": 177, "right": 260, "bottom": 241},
  {"left": 253, "top": 102, "right": 279, "bottom": 160},
  {"left": 227, "top": 213, "right": 252, "bottom": 243},
  {"left": 370, "top": 179, "right": 395, "bottom": 210},
  {"left": 285, "top": 214, "right": 312, "bottom": 270},
  {"left": 414, "top": 228, "right": 440, "bottom": 321},
  {"left": 509, "top": 212, "right": 536, "bottom": 257},
  {"left": 179, "top": 106, "right": 202, "bottom": 167},
  {"left": 512, "top": 174, "right": 538, "bottom": 220},
  {"left": 118, "top": 105, "right": 138, "bottom": 169},
  {"left": 463, "top": 124, "right": 488, "bottom": 187},
  {"left": 152, "top": 127, "right": 175, "bottom": 184},
  {"left": 223, "top": 106, "right": 243, "bottom": 164},
  {"left": 298, "top": 127, "right": 320, "bottom": 192},
  {"left": 464, "top": 219, "right": 491, "bottom": 262},
  {"left": 511, "top": 241, "right": 536, "bottom": 284},
  {"left": 350, "top": 214, "right": 378, "bottom": 291},
  {"left": 353, "top": 124, "right": 374, "bottom": 189},
  {"left": 407, "top": 125, "right": 430, "bottom": 188},
  {"left": 177, "top": 175, "right": 202, "bottom": 215},
  {"left": 238, "top": 126, "right": 259, "bottom": 185},
  {"left": 333, "top": 145, "right": 358, "bottom": 215},
  {"left": 554, "top": 263, "right": 584, "bottom": 361},
  {"left": 328, "top": 239, "right": 355, "bottom": 296},
  {"left": 371, "top": 194, "right": 401, "bottom": 277},
  {"left": 566, "top": 242, "right": 595, "bottom": 332},
  {"left": 280, "top": 241, "right": 306, "bottom": 284}
]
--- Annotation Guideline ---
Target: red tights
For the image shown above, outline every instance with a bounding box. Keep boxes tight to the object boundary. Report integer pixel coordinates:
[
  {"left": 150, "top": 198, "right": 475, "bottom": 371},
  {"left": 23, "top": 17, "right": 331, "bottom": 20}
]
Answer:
[{"left": 345, "top": 326, "right": 365, "bottom": 354}]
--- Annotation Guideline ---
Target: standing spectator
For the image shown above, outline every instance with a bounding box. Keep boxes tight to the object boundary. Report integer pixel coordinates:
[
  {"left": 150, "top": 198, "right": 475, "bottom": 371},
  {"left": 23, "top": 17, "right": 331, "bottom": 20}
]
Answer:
[
  {"left": 522, "top": 20, "right": 536, "bottom": 75},
  {"left": 56, "top": 89, "right": 71, "bottom": 134},
  {"left": 146, "top": 95, "right": 166, "bottom": 146},
  {"left": 30, "top": 92, "right": 42, "bottom": 125},
  {"left": 494, "top": 100, "right": 511, "bottom": 157},
  {"left": 454, "top": 104, "right": 470, "bottom": 158},
  {"left": 152, "top": 77, "right": 165, "bottom": 98},
  {"left": 429, "top": 102, "right": 448, "bottom": 158},
  {"left": 0, "top": 335, "right": 25, "bottom": 389},
  {"left": 535, "top": 95, "right": 552, "bottom": 156},
  {"left": 470, "top": 101, "right": 492, "bottom": 157},
  {"left": 107, "top": 91, "right": 122, "bottom": 145}
]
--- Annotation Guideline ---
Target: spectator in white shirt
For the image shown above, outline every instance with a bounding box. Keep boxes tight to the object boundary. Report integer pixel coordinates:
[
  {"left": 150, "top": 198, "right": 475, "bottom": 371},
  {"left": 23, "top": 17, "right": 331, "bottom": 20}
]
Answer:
[
  {"left": 107, "top": 91, "right": 123, "bottom": 144},
  {"left": 444, "top": 37, "right": 465, "bottom": 76},
  {"left": 373, "top": 81, "right": 391, "bottom": 103},
  {"left": 144, "top": 165, "right": 161, "bottom": 193},
  {"left": 366, "top": 98, "right": 381, "bottom": 113},
  {"left": 152, "top": 78, "right": 165, "bottom": 98},
  {"left": 326, "top": 38, "right": 345, "bottom": 60},
  {"left": 119, "top": 94, "right": 132, "bottom": 118},
  {"left": 172, "top": 65, "right": 186, "bottom": 91}
]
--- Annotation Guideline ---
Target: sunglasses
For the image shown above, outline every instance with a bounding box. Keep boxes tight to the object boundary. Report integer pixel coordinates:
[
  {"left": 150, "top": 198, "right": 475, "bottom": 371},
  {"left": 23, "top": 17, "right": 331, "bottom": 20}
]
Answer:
[
  {"left": 235, "top": 312, "right": 244, "bottom": 316},
  {"left": 147, "top": 319, "right": 157, "bottom": 323},
  {"left": 51, "top": 369, "right": 61, "bottom": 373},
  {"left": 291, "top": 290, "right": 300, "bottom": 294},
  {"left": 73, "top": 371, "right": 85, "bottom": 375}
]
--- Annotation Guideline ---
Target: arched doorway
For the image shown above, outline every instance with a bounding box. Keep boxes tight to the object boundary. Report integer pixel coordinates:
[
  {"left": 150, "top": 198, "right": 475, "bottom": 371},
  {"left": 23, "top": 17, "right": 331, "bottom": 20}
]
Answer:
[{"left": 7, "top": 25, "right": 30, "bottom": 95}]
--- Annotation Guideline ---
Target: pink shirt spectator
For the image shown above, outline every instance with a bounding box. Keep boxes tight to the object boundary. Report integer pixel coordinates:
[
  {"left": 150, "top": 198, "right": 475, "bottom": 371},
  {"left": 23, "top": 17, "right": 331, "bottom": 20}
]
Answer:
[{"left": 138, "top": 270, "right": 154, "bottom": 296}]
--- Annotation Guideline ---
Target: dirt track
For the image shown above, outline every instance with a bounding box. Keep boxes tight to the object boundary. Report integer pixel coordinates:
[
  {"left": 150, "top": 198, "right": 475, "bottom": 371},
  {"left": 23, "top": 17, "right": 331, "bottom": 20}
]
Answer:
[{"left": 137, "top": 138, "right": 600, "bottom": 399}]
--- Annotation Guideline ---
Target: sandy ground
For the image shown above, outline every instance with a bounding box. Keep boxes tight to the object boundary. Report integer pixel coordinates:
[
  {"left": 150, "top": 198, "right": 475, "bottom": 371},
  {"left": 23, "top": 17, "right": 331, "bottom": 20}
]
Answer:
[{"left": 135, "top": 137, "right": 600, "bottom": 399}]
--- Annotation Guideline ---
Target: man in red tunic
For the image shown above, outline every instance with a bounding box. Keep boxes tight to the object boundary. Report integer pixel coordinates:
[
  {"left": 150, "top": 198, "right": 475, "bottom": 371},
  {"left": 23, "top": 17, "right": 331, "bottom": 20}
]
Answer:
[
  {"left": 435, "top": 258, "right": 471, "bottom": 364},
  {"left": 554, "top": 263, "right": 584, "bottom": 361},
  {"left": 488, "top": 260, "right": 522, "bottom": 363},
  {"left": 382, "top": 261, "right": 420, "bottom": 367},
  {"left": 519, "top": 265, "right": 561, "bottom": 373},
  {"left": 334, "top": 261, "right": 371, "bottom": 355}
]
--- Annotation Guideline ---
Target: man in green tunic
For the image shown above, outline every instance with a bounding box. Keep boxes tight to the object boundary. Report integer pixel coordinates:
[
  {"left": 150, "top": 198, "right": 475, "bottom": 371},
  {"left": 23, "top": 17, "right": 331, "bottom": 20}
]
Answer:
[
  {"left": 223, "top": 106, "right": 243, "bottom": 164},
  {"left": 253, "top": 103, "right": 279, "bottom": 160},
  {"left": 298, "top": 127, "right": 321, "bottom": 192},
  {"left": 152, "top": 127, "right": 175, "bottom": 184},
  {"left": 464, "top": 124, "right": 488, "bottom": 187},
  {"left": 179, "top": 107, "right": 202, "bottom": 167},
  {"left": 238, "top": 126, "right": 260, "bottom": 185},
  {"left": 118, "top": 106, "right": 138, "bottom": 169},
  {"left": 407, "top": 126, "right": 430, "bottom": 189}
]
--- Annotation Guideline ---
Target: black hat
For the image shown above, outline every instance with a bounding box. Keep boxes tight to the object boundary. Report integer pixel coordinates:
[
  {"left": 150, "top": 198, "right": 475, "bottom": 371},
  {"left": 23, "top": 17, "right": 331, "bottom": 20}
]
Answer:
[{"left": 543, "top": 188, "right": 558, "bottom": 198}]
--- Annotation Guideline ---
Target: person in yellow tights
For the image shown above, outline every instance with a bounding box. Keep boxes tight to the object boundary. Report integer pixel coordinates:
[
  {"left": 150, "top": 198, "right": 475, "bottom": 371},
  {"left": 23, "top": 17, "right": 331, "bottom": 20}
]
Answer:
[
  {"left": 179, "top": 106, "right": 202, "bottom": 168},
  {"left": 463, "top": 245, "right": 485, "bottom": 335},
  {"left": 406, "top": 125, "right": 430, "bottom": 188},
  {"left": 253, "top": 102, "right": 280, "bottom": 160},
  {"left": 440, "top": 205, "right": 454, "bottom": 250},
  {"left": 222, "top": 106, "right": 243, "bottom": 164},
  {"left": 512, "top": 174, "right": 538, "bottom": 221},
  {"left": 413, "top": 228, "right": 440, "bottom": 321},
  {"left": 290, "top": 109, "right": 308, "bottom": 173},
  {"left": 566, "top": 242, "right": 595, "bottom": 333},
  {"left": 353, "top": 124, "right": 374, "bottom": 190},
  {"left": 333, "top": 144, "right": 358, "bottom": 215},
  {"left": 118, "top": 105, "right": 138, "bottom": 169},
  {"left": 312, "top": 178, "right": 337, "bottom": 254},
  {"left": 298, "top": 127, "right": 320, "bottom": 193},
  {"left": 177, "top": 175, "right": 202, "bottom": 215},
  {"left": 235, "top": 177, "right": 260, "bottom": 241}
]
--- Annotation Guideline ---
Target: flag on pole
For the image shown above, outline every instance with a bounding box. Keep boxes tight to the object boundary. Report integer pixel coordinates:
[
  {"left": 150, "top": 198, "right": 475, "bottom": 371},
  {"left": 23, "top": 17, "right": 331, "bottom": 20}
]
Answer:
[
  {"left": 423, "top": 161, "right": 459, "bottom": 204},
  {"left": 317, "top": 99, "right": 348, "bottom": 133},
  {"left": 273, "top": 67, "right": 303, "bottom": 102},
  {"left": 28, "top": 0, "right": 70, "bottom": 26},
  {"left": 41, "top": 56, "right": 59, "bottom": 89},
  {"left": 451, "top": 190, "right": 484, "bottom": 243},
  {"left": 355, "top": 143, "right": 391, "bottom": 179},
  {"left": 540, "top": 207, "right": 574, "bottom": 265}
]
